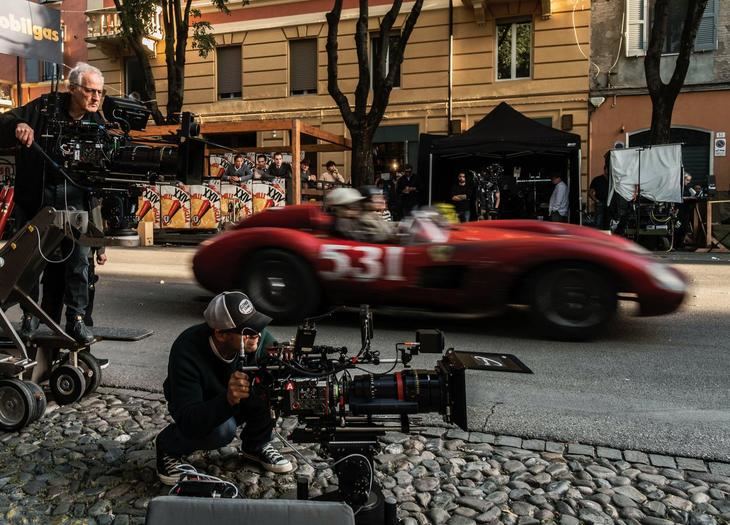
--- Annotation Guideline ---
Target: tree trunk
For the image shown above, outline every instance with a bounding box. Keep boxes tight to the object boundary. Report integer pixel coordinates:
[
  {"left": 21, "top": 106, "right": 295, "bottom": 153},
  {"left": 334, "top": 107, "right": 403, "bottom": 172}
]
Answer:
[
  {"left": 648, "top": 92, "right": 675, "bottom": 144},
  {"left": 645, "top": 0, "right": 709, "bottom": 144},
  {"left": 130, "top": 41, "right": 165, "bottom": 125},
  {"left": 112, "top": 0, "right": 165, "bottom": 124},
  {"left": 350, "top": 129, "right": 375, "bottom": 187},
  {"left": 167, "top": 62, "right": 185, "bottom": 122}
]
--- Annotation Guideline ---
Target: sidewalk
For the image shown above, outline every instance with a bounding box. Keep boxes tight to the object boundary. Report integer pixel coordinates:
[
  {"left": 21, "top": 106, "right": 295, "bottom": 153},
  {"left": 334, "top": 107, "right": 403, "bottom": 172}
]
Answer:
[{"left": 0, "top": 387, "right": 727, "bottom": 525}]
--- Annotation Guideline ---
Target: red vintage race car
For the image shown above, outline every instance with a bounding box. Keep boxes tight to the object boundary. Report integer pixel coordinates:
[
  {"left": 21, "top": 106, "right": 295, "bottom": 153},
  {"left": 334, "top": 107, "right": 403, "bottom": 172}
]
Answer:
[{"left": 193, "top": 204, "right": 687, "bottom": 340}]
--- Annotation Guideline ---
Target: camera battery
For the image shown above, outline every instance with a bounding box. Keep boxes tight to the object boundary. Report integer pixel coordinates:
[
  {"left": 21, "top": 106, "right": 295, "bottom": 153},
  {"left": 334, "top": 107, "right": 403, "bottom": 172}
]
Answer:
[{"left": 416, "top": 329, "right": 444, "bottom": 354}]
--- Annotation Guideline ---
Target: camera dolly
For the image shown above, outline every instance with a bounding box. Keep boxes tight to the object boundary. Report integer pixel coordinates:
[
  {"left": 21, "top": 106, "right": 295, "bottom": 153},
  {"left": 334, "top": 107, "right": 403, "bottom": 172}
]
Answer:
[{"left": 0, "top": 207, "right": 152, "bottom": 431}]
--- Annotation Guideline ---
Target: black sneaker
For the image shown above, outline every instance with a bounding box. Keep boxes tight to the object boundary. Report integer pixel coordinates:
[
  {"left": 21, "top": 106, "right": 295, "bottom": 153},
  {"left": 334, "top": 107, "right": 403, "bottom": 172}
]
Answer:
[
  {"left": 156, "top": 439, "right": 188, "bottom": 486},
  {"left": 65, "top": 316, "right": 94, "bottom": 345},
  {"left": 96, "top": 357, "right": 109, "bottom": 369},
  {"left": 19, "top": 314, "right": 39, "bottom": 338},
  {"left": 241, "top": 442, "right": 293, "bottom": 473}
]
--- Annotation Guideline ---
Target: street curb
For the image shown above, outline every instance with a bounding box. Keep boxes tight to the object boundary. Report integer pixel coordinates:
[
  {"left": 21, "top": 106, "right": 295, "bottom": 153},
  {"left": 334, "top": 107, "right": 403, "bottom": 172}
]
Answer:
[{"left": 96, "top": 386, "right": 730, "bottom": 472}]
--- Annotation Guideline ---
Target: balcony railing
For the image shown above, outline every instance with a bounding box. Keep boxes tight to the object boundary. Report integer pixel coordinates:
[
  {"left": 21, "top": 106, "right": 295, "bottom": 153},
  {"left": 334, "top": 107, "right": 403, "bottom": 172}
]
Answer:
[{"left": 86, "top": 6, "right": 163, "bottom": 55}]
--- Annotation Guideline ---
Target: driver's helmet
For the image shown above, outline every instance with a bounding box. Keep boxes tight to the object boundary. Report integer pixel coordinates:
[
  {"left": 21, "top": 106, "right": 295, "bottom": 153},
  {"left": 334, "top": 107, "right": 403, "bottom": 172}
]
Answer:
[
  {"left": 358, "top": 185, "right": 383, "bottom": 201},
  {"left": 326, "top": 187, "right": 365, "bottom": 207}
]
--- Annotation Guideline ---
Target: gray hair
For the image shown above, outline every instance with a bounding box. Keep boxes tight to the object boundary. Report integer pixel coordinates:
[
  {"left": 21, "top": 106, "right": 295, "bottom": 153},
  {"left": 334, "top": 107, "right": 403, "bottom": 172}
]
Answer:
[{"left": 68, "top": 62, "right": 104, "bottom": 87}]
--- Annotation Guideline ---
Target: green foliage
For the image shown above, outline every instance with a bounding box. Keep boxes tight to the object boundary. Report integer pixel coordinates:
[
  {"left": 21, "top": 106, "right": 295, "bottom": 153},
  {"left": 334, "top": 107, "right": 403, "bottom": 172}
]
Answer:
[
  {"left": 115, "top": 0, "right": 159, "bottom": 38},
  {"left": 192, "top": 19, "right": 216, "bottom": 58}
]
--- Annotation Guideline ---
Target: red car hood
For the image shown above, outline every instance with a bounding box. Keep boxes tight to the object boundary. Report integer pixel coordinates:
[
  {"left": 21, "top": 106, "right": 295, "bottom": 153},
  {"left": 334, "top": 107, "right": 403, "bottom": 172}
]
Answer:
[{"left": 450, "top": 219, "right": 644, "bottom": 253}]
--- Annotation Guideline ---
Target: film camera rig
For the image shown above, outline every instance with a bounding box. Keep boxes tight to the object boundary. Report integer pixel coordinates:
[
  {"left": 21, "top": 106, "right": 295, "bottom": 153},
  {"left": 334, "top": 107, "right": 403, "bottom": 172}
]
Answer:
[
  {"left": 33, "top": 92, "right": 204, "bottom": 241},
  {"left": 239, "top": 306, "right": 532, "bottom": 524},
  {"left": 0, "top": 95, "right": 204, "bottom": 430}
]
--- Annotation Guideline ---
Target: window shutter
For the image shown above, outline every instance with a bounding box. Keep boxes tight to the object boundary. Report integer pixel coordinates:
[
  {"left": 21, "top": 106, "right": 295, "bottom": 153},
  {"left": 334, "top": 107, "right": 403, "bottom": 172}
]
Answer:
[
  {"left": 290, "top": 39, "right": 317, "bottom": 95},
  {"left": 625, "top": 0, "right": 646, "bottom": 57},
  {"left": 217, "top": 46, "right": 242, "bottom": 98},
  {"left": 694, "top": 0, "right": 716, "bottom": 52}
]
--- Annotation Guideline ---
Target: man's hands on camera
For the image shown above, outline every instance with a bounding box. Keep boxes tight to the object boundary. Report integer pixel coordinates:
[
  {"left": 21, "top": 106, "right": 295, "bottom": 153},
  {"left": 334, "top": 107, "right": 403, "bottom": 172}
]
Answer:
[
  {"left": 16, "top": 123, "right": 34, "bottom": 147},
  {"left": 227, "top": 371, "right": 251, "bottom": 406}
]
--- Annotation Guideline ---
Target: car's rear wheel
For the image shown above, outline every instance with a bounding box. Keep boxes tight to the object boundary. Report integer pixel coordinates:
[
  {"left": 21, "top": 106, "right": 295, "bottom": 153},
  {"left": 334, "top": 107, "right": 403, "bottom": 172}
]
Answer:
[
  {"left": 530, "top": 265, "right": 616, "bottom": 341},
  {"left": 242, "top": 249, "right": 320, "bottom": 323}
]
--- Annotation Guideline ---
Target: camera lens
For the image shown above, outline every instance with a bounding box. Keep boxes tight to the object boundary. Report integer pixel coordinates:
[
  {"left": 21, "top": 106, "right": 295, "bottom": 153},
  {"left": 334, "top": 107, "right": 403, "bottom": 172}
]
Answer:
[{"left": 349, "top": 370, "right": 445, "bottom": 414}]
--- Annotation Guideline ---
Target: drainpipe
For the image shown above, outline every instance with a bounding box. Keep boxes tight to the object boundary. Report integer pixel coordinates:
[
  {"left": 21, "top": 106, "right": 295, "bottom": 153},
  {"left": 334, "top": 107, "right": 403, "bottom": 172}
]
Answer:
[{"left": 448, "top": 0, "right": 453, "bottom": 134}]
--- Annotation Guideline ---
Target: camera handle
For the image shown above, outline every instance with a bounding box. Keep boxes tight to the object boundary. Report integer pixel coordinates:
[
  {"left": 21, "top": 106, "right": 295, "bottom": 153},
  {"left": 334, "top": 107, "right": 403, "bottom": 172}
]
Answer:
[{"left": 30, "top": 141, "right": 93, "bottom": 192}]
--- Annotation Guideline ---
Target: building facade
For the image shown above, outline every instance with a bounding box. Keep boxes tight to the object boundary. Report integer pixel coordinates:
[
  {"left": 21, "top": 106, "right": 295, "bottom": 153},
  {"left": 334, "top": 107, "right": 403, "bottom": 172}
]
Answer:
[
  {"left": 87, "top": 0, "right": 591, "bottom": 196},
  {"left": 590, "top": 0, "right": 729, "bottom": 194}
]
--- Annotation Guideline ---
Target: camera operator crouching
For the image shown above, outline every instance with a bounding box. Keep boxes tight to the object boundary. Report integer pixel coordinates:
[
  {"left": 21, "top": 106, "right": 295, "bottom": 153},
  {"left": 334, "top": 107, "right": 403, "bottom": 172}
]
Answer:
[
  {"left": 0, "top": 62, "right": 106, "bottom": 344},
  {"left": 155, "top": 292, "right": 293, "bottom": 486}
]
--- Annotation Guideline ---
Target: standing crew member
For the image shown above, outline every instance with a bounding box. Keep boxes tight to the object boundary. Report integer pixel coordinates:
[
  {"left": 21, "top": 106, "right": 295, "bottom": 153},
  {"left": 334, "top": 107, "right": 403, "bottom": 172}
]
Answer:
[{"left": 0, "top": 62, "right": 106, "bottom": 343}]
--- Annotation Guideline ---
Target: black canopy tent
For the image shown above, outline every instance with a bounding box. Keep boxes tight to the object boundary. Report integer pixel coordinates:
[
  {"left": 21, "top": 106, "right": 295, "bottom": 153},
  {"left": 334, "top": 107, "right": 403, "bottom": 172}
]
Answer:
[{"left": 421, "top": 102, "right": 582, "bottom": 223}]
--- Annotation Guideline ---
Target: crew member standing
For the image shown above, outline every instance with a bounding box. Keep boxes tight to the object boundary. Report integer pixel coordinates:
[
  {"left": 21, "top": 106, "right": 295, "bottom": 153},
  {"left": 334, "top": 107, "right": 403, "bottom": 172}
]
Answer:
[
  {"left": 589, "top": 167, "right": 609, "bottom": 230},
  {"left": 0, "top": 62, "right": 106, "bottom": 343},
  {"left": 450, "top": 171, "right": 473, "bottom": 222},
  {"left": 155, "top": 291, "right": 293, "bottom": 485},
  {"left": 548, "top": 173, "right": 569, "bottom": 223},
  {"left": 396, "top": 164, "right": 419, "bottom": 219}
]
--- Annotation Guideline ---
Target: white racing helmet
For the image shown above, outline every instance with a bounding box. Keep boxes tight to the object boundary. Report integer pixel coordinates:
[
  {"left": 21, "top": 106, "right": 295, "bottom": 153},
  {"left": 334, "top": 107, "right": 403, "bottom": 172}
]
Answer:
[{"left": 326, "top": 187, "right": 365, "bottom": 207}]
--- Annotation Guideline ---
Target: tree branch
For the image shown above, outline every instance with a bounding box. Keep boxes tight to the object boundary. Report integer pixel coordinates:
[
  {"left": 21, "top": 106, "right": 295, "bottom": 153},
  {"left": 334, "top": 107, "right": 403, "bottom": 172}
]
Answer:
[
  {"left": 667, "top": 0, "right": 708, "bottom": 94},
  {"left": 369, "top": 0, "right": 424, "bottom": 129},
  {"left": 326, "top": 0, "right": 355, "bottom": 128},
  {"left": 353, "top": 0, "right": 370, "bottom": 119}
]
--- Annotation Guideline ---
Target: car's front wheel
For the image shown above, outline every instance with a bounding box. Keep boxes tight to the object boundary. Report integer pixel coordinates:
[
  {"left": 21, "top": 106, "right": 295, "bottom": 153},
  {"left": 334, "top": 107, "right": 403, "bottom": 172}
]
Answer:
[
  {"left": 530, "top": 265, "right": 617, "bottom": 341},
  {"left": 242, "top": 249, "right": 320, "bottom": 323}
]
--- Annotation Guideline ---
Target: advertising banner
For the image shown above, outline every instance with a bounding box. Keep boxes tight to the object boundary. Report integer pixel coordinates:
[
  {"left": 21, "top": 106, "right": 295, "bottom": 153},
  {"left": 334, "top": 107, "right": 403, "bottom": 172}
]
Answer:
[
  {"left": 160, "top": 184, "right": 191, "bottom": 229},
  {"left": 137, "top": 185, "right": 161, "bottom": 228},
  {"left": 0, "top": 0, "right": 62, "bottom": 64},
  {"left": 221, "top": 183, "right": 252, "bottom": 224},
  {"left": 252, "top": 179, "right": 286, "bottom": 213},
  {"left": 190, "top": 183, "right": 221, "bottom": 229}
]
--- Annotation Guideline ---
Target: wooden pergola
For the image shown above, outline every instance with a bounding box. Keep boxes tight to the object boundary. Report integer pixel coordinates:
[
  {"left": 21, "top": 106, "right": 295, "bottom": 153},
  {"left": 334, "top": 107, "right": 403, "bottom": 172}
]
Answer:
[{"left": 133, "top": 119, "right": 352, "bottom": 204}]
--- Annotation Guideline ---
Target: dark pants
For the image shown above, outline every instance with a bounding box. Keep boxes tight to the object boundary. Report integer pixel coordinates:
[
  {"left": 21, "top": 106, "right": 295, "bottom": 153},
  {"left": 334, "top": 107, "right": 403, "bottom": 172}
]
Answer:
[
  {"left": 42, "top": 184, "right": 90, "bottom": 323},
  {"left": 157, "top": 394, "right": 273, "bottom": 457},
  {"left": 457, "top": 209, "right": 471, "bottom": 223},
  {"left": 550, "top": 211, "right": 568, "bottom": 223},
  {"left": 594, "top": 201, "right": 608, "bottom": 230},
  {"left": 41, "top": 254, "right": 97, "bottom": 325}
]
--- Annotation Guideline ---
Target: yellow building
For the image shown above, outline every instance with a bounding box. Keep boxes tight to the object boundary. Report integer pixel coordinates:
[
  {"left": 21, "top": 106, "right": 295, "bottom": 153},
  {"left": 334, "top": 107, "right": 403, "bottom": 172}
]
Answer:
[{"left": 87, "top": 0, "right": 590, "bottom": 196}]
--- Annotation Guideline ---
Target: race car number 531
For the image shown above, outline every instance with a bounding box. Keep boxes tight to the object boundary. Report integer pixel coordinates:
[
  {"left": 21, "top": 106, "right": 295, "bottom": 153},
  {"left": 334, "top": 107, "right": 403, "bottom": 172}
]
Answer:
[{"left": 318, "top": 245, "right": 405, "bottom": 281}]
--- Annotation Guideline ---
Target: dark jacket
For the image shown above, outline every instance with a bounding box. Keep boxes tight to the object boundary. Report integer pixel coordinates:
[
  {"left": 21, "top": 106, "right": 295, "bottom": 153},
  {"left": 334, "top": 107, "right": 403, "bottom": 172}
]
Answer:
[
  {"left": 0, "top": 92, "right": 105, "bottom": 217},
  {"left": 223, "top": 163, "right": 253, "bottom": 182},
  {"left": 162, "top": 323, "right": 276, "bottom": 438},
  {"left": 267, "top": 163, "right": 292, "bottom": 179}
]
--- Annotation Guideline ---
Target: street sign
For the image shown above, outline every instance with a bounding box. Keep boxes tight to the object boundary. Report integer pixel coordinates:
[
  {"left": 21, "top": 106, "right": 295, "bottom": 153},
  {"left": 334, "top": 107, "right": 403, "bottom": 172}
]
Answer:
[{"left": 715, "top": 133, "right": 726, "bottom": 157}]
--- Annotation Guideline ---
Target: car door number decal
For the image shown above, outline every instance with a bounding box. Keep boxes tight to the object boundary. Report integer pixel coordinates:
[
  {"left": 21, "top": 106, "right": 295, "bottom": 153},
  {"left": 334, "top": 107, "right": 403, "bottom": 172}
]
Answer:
[{"left": 319, "top": 245, "right": 404, "bottom": 281}]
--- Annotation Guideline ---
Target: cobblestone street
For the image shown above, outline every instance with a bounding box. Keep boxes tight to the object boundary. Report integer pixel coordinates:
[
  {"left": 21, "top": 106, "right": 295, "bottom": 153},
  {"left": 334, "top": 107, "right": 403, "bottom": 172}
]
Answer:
[{"left": 0, "top": 388, "right": 728, "bottom": 525}]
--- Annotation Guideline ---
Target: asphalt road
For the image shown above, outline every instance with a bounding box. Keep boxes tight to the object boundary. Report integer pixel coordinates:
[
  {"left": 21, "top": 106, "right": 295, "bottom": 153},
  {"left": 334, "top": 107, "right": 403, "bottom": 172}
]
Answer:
[{"left": 9, "top": 247, "right": 729, "bottom": 461}]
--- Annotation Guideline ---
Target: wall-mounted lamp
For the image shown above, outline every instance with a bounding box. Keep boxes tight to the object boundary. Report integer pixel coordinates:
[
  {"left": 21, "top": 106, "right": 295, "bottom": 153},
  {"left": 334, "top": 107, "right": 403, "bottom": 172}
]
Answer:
[
  {"left": 589, "top": 96, "right": 606, "bottom": 109},
  {"left": 272, "top": 130, "right": 278, "bottom": 139}
]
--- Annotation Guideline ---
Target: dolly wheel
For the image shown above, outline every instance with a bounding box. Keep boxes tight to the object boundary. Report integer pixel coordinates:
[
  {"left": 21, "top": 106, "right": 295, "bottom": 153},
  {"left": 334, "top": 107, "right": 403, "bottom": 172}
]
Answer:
[
  {"left": 23, "top": 381, "right": 47, "bottom": 422},
  {"left": 0, "top": 379, "right": 35, "bottom": 431},
  {"left": 63, "top": 352, "right": 101, "bottom": 396},
  {"left": 49, "top": 365, "right": 87, "bottom": 405}
]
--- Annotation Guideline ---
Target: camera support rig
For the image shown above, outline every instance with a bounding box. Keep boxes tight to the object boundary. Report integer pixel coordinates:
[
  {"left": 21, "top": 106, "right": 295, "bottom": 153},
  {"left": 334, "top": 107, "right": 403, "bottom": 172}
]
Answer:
[
  {"left": 241, "top": 306, "right": 532, "bottom": 525},
  {"left": 0, "top": 206, "right": 156, "bottom": 429}
]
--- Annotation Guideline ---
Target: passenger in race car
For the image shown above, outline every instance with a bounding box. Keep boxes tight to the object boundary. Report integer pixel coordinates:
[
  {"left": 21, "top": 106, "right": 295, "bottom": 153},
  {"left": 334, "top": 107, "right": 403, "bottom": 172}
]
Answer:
[
  {"left": 358, "top": 185, "right": 392, "bottom": 222},
  {"left": 325, "top": 187, "right": 395, "bottom": 243}
]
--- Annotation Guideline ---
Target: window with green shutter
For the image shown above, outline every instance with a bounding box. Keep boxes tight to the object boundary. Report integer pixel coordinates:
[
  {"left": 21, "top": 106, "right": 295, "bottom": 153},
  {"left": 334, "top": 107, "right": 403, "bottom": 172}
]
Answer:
[{"left": 625, "top": 0, "right": 717, "bottom": 56}]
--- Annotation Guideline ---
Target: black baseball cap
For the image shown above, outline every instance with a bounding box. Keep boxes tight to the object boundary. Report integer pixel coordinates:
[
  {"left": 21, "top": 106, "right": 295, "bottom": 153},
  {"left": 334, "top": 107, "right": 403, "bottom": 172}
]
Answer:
[{"left": 204, "top": 291, "right": 272, "bottom": 332}]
